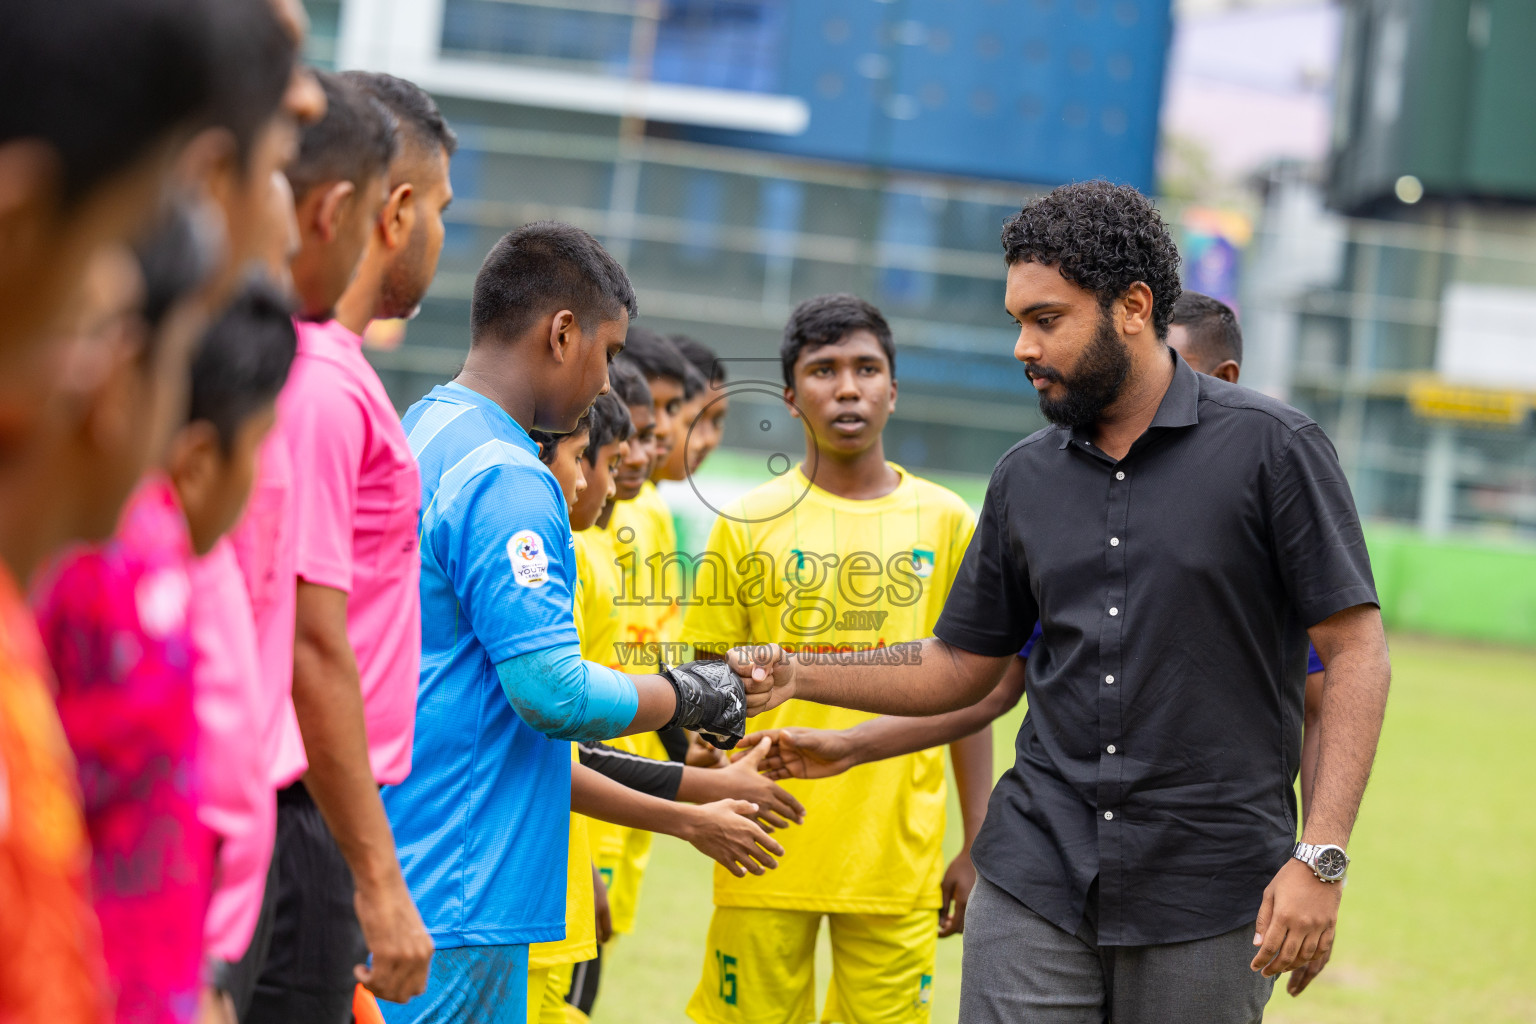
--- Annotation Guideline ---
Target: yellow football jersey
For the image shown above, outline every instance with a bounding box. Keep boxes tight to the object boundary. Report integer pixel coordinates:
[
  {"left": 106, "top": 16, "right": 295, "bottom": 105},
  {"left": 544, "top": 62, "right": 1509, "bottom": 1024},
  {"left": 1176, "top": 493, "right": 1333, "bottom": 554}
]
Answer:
[
  {"left": 573, "top": 513, "right": 670, "bottom": 934},
  {"left": 528, "top": 748, "right": 597, "bottom": 969},
  {"left": 608, "top": 481, "right": 683, "bottom": 653},
  {"left": 573, "top": 528, "right": 623, "bottom": 668},
  {"left": 684, "top": 464, "right": 975, "bottom": 913}
]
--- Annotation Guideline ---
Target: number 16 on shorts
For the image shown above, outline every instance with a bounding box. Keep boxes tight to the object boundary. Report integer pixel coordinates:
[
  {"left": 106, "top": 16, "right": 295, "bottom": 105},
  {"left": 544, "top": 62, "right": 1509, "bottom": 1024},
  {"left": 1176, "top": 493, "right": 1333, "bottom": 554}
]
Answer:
[{"left": 715, "top": 950, "right": 738, "bottom": 1006}]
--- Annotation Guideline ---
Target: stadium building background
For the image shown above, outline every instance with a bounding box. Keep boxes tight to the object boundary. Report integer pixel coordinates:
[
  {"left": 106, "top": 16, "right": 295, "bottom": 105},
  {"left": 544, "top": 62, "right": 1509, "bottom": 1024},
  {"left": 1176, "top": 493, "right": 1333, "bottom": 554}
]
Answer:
[{"left": 301, "top": 0, "right": 1536, "bottom": 646}]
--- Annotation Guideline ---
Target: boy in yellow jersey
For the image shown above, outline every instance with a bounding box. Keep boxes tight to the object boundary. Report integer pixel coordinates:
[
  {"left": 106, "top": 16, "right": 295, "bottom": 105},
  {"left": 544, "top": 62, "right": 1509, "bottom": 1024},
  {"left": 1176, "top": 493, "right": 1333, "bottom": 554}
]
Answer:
[
  {"left": 609, "top": 329, "right": 696, "bottom": 656},
  {"left": 586, "top": 337, "right": 693, "bottom": 941},
  {"left": 532, "top": 391, "right": 800, "bottom": 1023},
  {"left": 657, "top": 334, "right": 732, "bottom": 586},
  {"left": 685, "top": 295, "right": 994, "bottom": 1024}
]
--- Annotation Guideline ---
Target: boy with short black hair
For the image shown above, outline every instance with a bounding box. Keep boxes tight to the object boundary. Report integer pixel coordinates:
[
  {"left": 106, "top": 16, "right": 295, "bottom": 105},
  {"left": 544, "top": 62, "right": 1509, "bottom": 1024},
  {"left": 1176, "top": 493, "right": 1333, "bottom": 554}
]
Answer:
[
  {"left": 686, "top": 293, "right": 992, "bottom": 1024},
  {"left": 528, "top": 395, "right": 798, "bottom": 1024},
  {"left": 171, "top": 285, "right": 301, "bottom": 1011},
  {"left": 660, "top": 334, "right": 729, "bottom": 483},
  {"left": 381, "top": 221, "right": 755, "bottom": 1024},
  {"left": 584, "top": 338, "right": 695, "bottom": 948},
  {"left": 168, "top": 285, "right": 305, "bottom": 1018}
]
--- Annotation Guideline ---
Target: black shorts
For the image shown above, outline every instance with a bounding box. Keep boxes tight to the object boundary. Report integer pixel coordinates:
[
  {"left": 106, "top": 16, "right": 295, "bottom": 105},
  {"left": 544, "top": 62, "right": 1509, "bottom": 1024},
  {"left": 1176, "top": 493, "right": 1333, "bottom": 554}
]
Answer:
[
  {"left": 213, "top": 837, "right": 279, "bottom": 1020},
  {"left": 245, "top": 782, "right": 368, "bottom": 1024}
]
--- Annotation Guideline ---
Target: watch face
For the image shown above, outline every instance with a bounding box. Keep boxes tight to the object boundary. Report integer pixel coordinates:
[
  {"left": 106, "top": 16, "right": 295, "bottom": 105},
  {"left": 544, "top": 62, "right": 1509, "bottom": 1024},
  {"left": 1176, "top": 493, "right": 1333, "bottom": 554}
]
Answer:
[{"left": 1315, "top": 846, "right": 1348, "bottom": 879}]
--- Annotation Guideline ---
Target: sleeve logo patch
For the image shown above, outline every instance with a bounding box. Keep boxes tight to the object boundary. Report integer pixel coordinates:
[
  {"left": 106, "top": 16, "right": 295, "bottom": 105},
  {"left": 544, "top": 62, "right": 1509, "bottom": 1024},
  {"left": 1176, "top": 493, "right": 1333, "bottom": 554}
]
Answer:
[{"left": 508, "top": 529, "right": 551, "bottom": 588}]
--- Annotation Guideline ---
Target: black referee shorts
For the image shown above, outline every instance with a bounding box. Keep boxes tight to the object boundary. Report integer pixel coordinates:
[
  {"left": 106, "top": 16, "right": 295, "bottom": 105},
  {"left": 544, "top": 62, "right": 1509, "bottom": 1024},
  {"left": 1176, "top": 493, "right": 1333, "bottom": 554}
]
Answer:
[{"left": 245, "top": 782, "right": 369, "bottom": 1024}]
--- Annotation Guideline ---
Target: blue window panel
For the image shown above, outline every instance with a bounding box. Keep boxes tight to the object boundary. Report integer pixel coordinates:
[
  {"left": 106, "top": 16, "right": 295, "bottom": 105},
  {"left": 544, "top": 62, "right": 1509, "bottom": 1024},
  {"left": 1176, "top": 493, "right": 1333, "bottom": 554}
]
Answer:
[
  {"left": 440, "top": 1, "right": 633, "bottom": 71},
  {"left": 757, "top": 178, "right": 804, "bottom": 255},
  {"left": 654, "top": 1, "right": 788, "bottom": 93},
  {"left": 443, "top": 143, "right": 482, "bottom": 257},
  {"left": 688, "top": 0, "right": 1171, "bottom": 192},
  {"left": 876, "top": 191, "right": 941, "bottom": 309},
  {"left": 681, "top": 170, "right": 726, "bottom": 263}
]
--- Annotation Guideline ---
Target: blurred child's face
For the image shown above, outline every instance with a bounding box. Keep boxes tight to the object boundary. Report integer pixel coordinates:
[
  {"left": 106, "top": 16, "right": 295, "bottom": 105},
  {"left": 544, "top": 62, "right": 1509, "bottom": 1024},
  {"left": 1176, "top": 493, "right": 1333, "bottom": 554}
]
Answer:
[
  {"left": 571, "top": 436, "right": 626, "bottom": 532},
  {"left": 60, "top": 246, "right": 207, "bottom": 546},
  {"left": 658, "top": 392, "right": 707, "bottom": 482},
  {"left": 189, "top": 112, "right": 300, "bottom": 306},
  {"left": 168, "top": 404, "right": 278, "bottom": 556},
  {"left": 546, "top": 429, "right": 589, "bottom": 509},
  {"left": 613, "top": 403, "right": 655, "bottom": 501},
  {"left": 692, "top": 388, "right": 728, "bottom": 472},
  {"left": 258, "top": 171, "right": 299, "bottom": 297},
  {"left": 646, "top": 375, "right": 684, "bottom": 481},
  {"left": 0, "top": 132, "right": 183, "bottom": 361}
]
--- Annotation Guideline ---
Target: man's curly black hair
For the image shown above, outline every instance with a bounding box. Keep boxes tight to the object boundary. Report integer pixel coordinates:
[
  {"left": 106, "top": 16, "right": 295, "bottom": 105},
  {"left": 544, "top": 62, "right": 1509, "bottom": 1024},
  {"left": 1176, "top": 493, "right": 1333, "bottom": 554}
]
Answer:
[{"left": 1001, "top": 181, "right": 1182, "bottom": 340}]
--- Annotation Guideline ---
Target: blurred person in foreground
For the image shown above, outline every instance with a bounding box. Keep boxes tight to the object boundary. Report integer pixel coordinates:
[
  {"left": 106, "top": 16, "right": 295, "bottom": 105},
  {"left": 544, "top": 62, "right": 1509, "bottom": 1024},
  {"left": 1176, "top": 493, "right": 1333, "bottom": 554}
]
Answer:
[
  {"left": 733, "top": 182, "right": 1391, "bottom": 1023},
  {"left": 172, "top": 288, "right": 298, "bottom": 1023},
  {"left": 175, "top": 0, "right": 323, "bottom": 308},
  {"left": 0, "top": 0, "right": 216, "bottom": 364},
  {"left": 25, "top": 207, "right": 221, "bottom": 1024},
  {"left": 224, "top": 71, "right": 432, "bottom": 1024}
]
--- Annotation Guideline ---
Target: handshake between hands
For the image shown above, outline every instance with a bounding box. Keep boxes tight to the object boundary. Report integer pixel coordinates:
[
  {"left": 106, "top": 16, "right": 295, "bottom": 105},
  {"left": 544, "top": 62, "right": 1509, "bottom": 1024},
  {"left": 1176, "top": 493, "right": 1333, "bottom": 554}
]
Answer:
[
  {"left": 670, "top": 643, "right": 853, "bottom": 780},
  {"left": 664, "top": 644, "right": 799, "bottom": 749},
  {"left": 681, "top": 647, "right": 975, "bottom": 937}
]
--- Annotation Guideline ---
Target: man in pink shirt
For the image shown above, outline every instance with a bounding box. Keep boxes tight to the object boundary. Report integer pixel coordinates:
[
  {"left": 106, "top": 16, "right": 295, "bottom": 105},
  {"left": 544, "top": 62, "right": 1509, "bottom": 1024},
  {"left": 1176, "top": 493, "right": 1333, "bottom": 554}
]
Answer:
[{"left": 238, "top": 70, "right": 455, "bottom": 1024}]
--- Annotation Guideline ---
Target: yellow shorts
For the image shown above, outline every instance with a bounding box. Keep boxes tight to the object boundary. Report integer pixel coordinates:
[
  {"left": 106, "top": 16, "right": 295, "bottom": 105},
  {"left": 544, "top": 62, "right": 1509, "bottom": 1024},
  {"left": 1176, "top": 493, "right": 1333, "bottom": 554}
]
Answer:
[
  {"left": 587, "top": 819, "right": 655, "bottom": 936},
  {"left": 525, "top": 962, "right": 590, "bottom": 1024},
  {"left": 685, "top": 906, "right": 936, "bottom": 1024},
  {"left": 584, "top": 730, "right": 667, "bottom": 936}
]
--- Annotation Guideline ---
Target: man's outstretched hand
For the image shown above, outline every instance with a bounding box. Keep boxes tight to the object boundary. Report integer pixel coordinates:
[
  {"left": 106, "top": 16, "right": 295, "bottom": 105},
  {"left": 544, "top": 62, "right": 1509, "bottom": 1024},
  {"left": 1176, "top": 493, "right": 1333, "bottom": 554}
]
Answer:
[
  {"left": 726, "top": 643, "right": 796, "bottom": 717},
  {"left": 721, "top": 736, "right": 807, "bottom": 830},
  {"left": 738, "top": 728, "right": 858, "bottom": 781}
]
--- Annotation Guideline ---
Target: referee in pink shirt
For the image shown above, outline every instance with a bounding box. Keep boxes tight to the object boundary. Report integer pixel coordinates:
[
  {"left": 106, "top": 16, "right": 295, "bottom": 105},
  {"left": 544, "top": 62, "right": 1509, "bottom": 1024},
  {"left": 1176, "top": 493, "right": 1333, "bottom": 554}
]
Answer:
[{"left": 236, "top": 71, "right": 451, "bottom": 1023}]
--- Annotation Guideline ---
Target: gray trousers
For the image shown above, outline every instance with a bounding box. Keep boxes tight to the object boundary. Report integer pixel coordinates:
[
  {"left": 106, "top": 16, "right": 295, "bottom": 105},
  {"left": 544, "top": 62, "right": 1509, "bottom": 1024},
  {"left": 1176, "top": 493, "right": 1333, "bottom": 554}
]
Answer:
[{"left": 959, "top": 875, "right": 1274, "bottom": 1024}]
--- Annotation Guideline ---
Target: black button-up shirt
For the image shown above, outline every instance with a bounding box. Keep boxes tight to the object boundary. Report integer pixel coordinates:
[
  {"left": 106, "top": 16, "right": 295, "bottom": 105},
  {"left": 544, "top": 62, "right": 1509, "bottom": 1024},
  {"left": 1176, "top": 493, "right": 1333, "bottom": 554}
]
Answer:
[{"left": 934, "top": 353, "right": 1377, "bottom": 946}]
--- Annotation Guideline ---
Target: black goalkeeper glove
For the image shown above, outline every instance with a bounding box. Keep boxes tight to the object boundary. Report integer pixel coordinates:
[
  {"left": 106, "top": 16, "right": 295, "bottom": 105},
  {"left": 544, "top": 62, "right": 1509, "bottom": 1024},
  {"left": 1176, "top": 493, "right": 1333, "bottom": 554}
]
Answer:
[{"left": 660, "top": 660, "right": 746, "bottom": 749}]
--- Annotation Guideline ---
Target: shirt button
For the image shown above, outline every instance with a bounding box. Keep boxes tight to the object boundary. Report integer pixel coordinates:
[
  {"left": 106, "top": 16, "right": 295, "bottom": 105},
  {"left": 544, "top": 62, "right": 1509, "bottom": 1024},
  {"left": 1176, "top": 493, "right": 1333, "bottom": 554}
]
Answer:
[
  {"left": 1110, "top": 537, "right": 1120, "bottom": 546},
  {"left": 1109, "top": 607, "right": 1119, "bottom": 616},
  {"left": 1115, "top": 471, "right": 1126, "bottom": 480},
  {"left": 1105, "top": 674, "right": 1115, "bottom": 684},
  {"left": 1104, "top": 811, "right": 1115, "bottom": 820},
  {"left": 1107, "top": 744, "right": 1117, "bottom": 754}
]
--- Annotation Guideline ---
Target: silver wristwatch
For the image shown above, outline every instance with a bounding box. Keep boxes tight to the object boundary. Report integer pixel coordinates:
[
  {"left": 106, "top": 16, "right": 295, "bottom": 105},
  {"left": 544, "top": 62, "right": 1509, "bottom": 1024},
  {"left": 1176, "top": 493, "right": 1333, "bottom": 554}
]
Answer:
[{"left": 1292, "top": 842, "right": 1349, "bottom": 883}]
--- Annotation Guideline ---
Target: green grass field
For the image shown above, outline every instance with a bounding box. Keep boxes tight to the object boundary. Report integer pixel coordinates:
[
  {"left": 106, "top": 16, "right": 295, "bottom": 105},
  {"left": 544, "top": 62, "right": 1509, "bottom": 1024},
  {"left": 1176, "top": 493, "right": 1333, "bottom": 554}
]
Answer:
[{"left": 593, "top": 635, "right": 1536, "bottom": 1023}]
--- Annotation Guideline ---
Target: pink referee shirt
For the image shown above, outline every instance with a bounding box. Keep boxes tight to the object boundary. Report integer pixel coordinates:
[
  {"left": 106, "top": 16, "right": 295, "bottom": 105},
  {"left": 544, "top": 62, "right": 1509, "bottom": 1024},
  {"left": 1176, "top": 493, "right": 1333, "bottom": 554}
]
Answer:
[
  {"left": 189, "top": 538, "right": 270, "bottom": 963},
  {"left": 228, "top": 433, "right": 307, "bottom": 791},
  {"left": 280, "top": 319, "right": 421, "bottom": 786}
]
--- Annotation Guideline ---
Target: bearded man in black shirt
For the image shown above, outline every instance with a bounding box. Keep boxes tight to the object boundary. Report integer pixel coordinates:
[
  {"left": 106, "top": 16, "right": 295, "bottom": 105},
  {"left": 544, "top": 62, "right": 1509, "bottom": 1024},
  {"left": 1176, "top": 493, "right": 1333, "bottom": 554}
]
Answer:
[{"left": 728, "top": 181, "right": 1391, "bottom": 1024}]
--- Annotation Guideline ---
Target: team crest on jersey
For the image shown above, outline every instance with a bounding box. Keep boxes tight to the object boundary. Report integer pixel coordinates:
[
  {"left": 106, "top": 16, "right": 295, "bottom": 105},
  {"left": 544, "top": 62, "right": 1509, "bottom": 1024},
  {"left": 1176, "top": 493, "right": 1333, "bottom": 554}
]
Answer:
[
  {"left": 911, "top": 545, "right": 935, "bottom": 578},
  {"left": 507, "top": 529, "right": 550, "bottom": 587}
]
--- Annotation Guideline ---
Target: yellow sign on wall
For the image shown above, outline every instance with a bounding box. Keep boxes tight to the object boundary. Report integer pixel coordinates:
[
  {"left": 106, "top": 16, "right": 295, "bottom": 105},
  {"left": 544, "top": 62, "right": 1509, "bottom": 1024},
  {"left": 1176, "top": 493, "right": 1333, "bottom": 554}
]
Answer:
[{"left": 1407, "top": 379, "right": 1529, "bottom": 427}]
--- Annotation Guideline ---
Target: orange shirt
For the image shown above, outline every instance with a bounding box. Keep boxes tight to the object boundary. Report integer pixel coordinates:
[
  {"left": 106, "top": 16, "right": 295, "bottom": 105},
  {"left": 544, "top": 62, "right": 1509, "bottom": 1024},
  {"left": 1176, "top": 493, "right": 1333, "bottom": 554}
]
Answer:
[{"left": 0, "top": 565, "right": 106, "bottom": 1024}]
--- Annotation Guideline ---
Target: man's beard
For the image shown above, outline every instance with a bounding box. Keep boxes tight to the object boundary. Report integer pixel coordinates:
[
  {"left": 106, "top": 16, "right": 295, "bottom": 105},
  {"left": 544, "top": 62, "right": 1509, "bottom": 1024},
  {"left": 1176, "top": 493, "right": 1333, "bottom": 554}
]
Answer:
[
  {"left": 377, "top": 232, "right": 428, "bottom": 320},
  {"left": 1028, "top": 310, "right": 1132, "bottom": 430}
]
